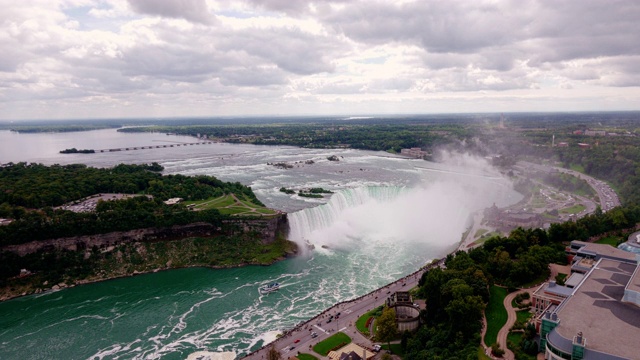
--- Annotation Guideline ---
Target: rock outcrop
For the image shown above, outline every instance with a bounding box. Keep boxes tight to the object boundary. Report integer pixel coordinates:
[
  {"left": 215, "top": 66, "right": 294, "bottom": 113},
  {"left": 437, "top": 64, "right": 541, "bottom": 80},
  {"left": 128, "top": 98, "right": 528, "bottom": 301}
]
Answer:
[{"left": 2, "top": 215, "right": 289, "bottom": 256}]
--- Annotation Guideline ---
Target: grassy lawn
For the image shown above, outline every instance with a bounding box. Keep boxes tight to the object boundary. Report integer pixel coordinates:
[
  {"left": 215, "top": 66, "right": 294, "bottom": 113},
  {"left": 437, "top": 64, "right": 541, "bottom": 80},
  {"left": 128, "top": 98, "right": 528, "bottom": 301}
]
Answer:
[
  {"left": 484, "top": 285, "right": 508, "bottom": 347},
  {"left": 297, "top": 353, "right": 318, "bottom": 360},
  {"left": 313, "top": 332, "right": 351, "bottom": 356},
  {"left": 185, "top": 194, "right": 278, "bottom": 216},
  {"left": 516, "top": 310, "right": 533, "bottom": 324},
  {"left": 507, "top": 332, "right": 537, "bottom": 360},
  {"left": 472, "top": 232, "right": 500, "bottom": 246},
  {"left": 474, "top": 228, "right": 489, "bottom": 237},
  {"left": 478, "top": 346, "right": 492, "bottom": 360},
  {"left": 559, "top": 204, "right": 586, "bottom": 214},
  {"left": 381, "top": 343, "right": 405, "bottom": 356},
  {"left": 570, "top": 164, "right": 585, "bottom": 173},
  {"left": 355, "top": 306, "right": 383, "bottom": 336},
  {"left": 595, "top": 236, "right": 622, "bottom": 246},
  {"left": 507, "top": 332, "right": 522, "bottom": 352}
]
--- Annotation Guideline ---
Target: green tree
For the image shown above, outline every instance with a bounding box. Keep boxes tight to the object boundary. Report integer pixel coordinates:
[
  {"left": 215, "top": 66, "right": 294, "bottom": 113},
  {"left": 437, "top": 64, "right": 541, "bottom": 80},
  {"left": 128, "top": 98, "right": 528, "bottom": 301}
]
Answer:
[
  {"left": 267, "top": 345, "right": 281, "bottom": 360},
  {"left": 376, "top": 307, "right": 398, "bottom": 352}
]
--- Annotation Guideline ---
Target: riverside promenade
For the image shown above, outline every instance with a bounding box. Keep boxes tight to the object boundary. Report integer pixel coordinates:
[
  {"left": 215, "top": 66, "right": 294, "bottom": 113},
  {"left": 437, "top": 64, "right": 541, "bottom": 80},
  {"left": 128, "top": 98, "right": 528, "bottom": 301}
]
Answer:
[{"left": 240, "top": 259, "right": 444, "bottom": 360}]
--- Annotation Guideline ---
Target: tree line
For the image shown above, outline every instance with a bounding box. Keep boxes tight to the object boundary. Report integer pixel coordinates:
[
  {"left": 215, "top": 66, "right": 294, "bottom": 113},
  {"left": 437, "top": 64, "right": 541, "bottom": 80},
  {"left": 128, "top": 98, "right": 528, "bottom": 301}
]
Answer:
[
  {"left": 0, "top": 162, "right": 265, "bottom": 246},
  {"left": 119, "top": 123, "right": 470, "bottom": 153}
]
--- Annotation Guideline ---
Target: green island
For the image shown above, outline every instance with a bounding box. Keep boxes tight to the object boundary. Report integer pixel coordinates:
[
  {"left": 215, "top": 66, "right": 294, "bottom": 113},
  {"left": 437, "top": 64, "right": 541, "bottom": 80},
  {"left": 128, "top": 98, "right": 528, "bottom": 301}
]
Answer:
[
  {"left": 60, "top": 148, "right": 96, "bottom": 154},
  {"left": 0, "top": 162, "right": 293, "bottom": 300}
]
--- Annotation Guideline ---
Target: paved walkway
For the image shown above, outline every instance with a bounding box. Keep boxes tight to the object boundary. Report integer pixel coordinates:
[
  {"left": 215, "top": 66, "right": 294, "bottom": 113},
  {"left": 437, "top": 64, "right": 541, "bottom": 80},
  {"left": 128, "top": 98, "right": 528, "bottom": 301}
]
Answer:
[{"left": 495, "top": 286, "right": 537, "bottom": 360}]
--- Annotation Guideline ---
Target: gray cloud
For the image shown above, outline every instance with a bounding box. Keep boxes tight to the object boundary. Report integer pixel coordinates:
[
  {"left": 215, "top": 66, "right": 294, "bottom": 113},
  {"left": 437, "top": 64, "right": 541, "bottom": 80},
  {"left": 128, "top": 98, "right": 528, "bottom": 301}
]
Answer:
[
  {"left": 1, "top": 0, "right": 639, "bottom": 120},
  {"left": 219, "top": 27, "right": 342, "bottom": 75},
  {"left": 127, "top": 0, "right": 215, "bottom": 24}
]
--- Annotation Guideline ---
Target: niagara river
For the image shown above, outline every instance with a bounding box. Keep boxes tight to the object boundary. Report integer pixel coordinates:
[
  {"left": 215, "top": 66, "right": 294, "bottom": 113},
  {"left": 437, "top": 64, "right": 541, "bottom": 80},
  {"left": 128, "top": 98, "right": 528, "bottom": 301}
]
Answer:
[{"left": 0, "top": 129, "right": 522, "bottom": 359}]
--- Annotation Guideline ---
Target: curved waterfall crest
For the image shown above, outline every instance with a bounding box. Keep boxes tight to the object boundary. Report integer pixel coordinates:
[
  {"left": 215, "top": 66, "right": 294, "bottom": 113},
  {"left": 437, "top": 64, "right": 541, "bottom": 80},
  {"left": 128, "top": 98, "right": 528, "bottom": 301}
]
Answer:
[{"left": 288, "top": 186, "right": 406, "bottom": 243}]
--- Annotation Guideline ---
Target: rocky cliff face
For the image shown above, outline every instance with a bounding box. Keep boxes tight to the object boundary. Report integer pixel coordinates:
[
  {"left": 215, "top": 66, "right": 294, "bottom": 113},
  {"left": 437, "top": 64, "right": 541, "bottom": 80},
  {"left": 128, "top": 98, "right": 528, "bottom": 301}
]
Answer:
[{"left": 1, "top": 215, "right": 289, "bottom": 256}]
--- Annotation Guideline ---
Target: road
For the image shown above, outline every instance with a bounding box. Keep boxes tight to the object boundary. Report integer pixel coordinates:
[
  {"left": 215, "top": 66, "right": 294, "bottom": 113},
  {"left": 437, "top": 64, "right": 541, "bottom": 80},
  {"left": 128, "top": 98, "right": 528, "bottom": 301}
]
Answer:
[
  {"left": 517, "top": 161, "right": 620, "bottom": 212},
  {"left": 241, "top": 261, "right": 442, "bottom": 360}
]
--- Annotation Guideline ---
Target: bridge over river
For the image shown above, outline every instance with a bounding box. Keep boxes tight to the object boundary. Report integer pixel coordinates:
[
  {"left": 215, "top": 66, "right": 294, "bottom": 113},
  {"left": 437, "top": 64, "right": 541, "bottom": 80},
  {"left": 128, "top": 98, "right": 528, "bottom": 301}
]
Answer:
[{"left": 96, "top": 140, "right": 215, "bottom": 153}]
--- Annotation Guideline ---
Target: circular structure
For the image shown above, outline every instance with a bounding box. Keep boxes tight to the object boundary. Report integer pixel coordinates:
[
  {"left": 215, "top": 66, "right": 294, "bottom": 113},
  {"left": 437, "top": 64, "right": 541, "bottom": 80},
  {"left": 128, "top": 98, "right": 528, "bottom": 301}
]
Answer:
[{"left": 392, "top": 304, "right": 420, "bottom": 332}]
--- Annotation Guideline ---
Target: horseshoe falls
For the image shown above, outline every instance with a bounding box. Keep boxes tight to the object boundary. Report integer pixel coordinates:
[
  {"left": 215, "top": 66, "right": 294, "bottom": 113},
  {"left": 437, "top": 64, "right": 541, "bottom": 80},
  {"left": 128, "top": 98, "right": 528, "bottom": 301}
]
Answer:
[{"left": 288, "top": 182, "right": 499, "bottom": 259}]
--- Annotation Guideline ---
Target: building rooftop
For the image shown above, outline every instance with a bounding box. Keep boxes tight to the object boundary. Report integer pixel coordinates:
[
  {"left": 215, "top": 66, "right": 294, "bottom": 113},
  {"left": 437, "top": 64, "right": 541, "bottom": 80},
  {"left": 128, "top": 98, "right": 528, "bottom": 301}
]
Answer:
[
  {"left": 627, "top": 263, "right": 640, "bottom": 294},
  {"left": 564, "top": 272, "right": 585, "bottom": 288},
  {"left": 571, "top": 241, "right": 638, "bottom": 263},
  {"left": 543, "top": 281, "right": 574, "bottom": 297},
  {"left": 328, "top": 344, "right": 373, "bottom": 360},
  {"left": 554, "top": 258, "right": 640, "bottom": 360}
]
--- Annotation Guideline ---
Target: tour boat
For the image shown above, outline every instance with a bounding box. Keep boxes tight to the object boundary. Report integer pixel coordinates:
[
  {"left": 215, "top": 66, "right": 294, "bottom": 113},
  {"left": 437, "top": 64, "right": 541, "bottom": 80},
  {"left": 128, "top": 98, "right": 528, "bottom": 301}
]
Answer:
[{"left": 259, "top": 282, "right": 280, "bottom": 294}]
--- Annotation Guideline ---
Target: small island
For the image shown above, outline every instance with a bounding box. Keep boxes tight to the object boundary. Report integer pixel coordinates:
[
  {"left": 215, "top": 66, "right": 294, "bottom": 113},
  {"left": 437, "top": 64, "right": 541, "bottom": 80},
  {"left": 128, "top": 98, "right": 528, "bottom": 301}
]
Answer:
[
  {"left": 60, "top": 148, "right": 96, "bottom": 154},
  {"left": 280, "top": 187, "right": 333, "bottom": 198}
]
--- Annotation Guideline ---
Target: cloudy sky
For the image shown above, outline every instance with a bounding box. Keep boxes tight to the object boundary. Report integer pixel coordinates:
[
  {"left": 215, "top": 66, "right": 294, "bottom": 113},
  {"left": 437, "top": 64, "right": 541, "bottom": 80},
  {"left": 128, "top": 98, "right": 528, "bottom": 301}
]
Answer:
[{"left": 1, "top": 0, "right": 639, "bottom": 120}]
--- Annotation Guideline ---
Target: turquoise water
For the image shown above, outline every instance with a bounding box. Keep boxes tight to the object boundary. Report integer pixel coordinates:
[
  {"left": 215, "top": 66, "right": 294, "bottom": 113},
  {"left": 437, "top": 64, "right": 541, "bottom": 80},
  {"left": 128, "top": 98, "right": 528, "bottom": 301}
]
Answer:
[{"left": 0, "top": 246, "right": 434, "bottom": 359}]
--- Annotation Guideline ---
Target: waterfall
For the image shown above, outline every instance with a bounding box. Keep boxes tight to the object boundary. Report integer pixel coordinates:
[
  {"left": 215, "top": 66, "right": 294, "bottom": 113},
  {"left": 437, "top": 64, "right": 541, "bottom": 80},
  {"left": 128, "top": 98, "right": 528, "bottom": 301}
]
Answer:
[{"left": 288, "top": 184, "right": 476, "bottom": 255}]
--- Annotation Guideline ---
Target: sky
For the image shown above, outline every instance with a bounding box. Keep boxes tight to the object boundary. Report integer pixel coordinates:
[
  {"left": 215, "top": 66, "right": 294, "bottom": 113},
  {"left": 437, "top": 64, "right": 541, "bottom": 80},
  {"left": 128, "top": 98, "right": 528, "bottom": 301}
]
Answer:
[{"left": 1, "top": 0, "right": 639, "bottom": 120}]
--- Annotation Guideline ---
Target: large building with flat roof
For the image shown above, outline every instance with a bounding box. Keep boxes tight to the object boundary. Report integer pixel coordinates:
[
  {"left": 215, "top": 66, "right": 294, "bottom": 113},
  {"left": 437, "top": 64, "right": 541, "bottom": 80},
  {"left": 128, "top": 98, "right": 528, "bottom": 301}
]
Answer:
[{"left": 537, "top": 241, "right": 640, "bottom": 360}]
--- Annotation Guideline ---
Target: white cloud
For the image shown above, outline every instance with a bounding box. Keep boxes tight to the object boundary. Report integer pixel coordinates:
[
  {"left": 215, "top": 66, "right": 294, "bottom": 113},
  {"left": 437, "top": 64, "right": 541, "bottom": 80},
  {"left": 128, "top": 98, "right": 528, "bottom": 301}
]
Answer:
[
  {"left": 0, "top": 0, "right": 639, "bottom": 120},
  {"left": 127, "top": 0, "right": 216, "bottom": 25}
]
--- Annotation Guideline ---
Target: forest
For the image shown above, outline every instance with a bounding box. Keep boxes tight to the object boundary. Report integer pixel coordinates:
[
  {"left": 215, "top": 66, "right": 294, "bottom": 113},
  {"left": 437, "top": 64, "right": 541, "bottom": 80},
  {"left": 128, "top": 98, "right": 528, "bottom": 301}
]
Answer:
[{"left": 0, "top": 162, "right": 265, "bottom": 246}]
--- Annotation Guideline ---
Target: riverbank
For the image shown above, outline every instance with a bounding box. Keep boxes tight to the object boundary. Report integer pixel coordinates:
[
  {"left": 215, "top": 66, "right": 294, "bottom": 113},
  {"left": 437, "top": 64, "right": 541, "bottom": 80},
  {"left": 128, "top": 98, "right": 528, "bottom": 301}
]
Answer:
[
  {"left": 239, "top": 258, "right": 444, "bottom": 360},
  {"left": 0, "top": 235, "right": 298, "bottom": 302}
]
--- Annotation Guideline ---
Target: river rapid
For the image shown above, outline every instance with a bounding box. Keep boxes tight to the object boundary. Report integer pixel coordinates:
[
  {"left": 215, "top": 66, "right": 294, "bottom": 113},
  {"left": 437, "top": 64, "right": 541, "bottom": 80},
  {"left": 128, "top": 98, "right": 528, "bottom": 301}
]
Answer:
[{"left": 0, "top": 129, "right": 522, "bottom": 359}]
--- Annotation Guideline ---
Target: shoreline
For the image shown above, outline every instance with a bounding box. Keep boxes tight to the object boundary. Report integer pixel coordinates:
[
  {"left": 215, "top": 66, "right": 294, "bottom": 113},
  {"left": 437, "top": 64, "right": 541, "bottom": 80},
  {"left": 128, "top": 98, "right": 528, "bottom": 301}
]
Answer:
[
  {"left": 239, "top": 258, "right": 445, "bottom": 360},
  {"left": 0, "top": 251, "right": 296, "bottom": 303}
]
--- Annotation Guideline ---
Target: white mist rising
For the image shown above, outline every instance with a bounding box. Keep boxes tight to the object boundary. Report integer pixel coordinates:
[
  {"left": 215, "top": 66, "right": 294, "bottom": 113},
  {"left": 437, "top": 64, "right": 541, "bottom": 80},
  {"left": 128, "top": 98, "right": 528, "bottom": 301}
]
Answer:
[{"left": 288, "top": 152, "right": 515, "bottom": 256}]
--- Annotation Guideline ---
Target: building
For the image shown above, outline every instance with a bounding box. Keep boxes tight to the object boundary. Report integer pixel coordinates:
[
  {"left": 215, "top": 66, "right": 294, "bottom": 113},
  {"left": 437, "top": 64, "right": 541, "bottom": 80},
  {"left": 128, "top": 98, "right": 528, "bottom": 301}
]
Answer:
[
  {"left": 584, "top": 130, "right": 606, "bottom": 137},
  {"left": 484, "top": 204, "right": 544, "bottom": 232},
  {"left": 400, "top": 147, "right": 428, "bottom": 159},
  {"left": 328, "top": 344, "right": 374, "bottom": 360},
  {"left": 386, "top": 291, "right": 421, "bottom": 332},
  {"left": 535, "top": 241, "right": 640, "bottom": 359},
  {"left": 164, "top": 197, "right": 183, "bottom": 205}
]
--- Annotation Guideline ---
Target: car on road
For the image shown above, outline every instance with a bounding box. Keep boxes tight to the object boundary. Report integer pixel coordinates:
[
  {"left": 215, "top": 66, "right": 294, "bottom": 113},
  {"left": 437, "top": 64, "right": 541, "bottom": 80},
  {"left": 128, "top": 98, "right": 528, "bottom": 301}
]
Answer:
[
  {"left": 311, "top": 332, "right": 318, "bottom": 338},
  {"left": 289, "top": 346, "right": 295, "bottom": 351},
  {"left": 294, "top": 339, "right": 300, "bottom": 343}
]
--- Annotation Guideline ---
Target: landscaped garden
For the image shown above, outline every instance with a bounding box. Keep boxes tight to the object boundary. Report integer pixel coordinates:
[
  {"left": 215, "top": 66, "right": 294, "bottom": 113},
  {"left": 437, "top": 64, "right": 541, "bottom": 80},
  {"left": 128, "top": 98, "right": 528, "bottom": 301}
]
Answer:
[
  {"left": 484, "top": 285, "right": 508, "bottom": 347},
  {"left": 312, "top": 332, "right": 351, "bottom": 356}
]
